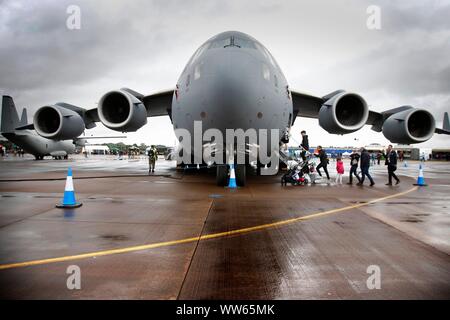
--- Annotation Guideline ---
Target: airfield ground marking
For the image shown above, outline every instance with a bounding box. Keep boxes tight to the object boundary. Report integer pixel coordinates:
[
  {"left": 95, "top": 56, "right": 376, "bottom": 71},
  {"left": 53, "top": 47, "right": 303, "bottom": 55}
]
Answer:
[{"left": 0, "top": 186, "right": 418, "bottom": 270}]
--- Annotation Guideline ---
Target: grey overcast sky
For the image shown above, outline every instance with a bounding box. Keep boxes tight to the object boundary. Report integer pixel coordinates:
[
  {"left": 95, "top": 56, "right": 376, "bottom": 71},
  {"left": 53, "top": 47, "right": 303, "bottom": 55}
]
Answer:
[{"left": 0, "top": 0, "right": 449, "bottom": 148}]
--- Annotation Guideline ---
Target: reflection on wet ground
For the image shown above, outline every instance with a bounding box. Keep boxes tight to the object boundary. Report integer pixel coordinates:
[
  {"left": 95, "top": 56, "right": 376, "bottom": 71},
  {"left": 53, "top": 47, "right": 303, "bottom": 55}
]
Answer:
[{"left": 0, "top": 156, "right": 449, "bottom": 299}]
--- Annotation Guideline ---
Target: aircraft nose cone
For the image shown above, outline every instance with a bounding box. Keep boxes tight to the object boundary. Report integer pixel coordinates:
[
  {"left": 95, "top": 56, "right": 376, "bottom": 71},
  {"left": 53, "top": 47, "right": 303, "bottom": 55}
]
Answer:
[{"left": 203, "top": 51, "right": 262, "bottom": 131}]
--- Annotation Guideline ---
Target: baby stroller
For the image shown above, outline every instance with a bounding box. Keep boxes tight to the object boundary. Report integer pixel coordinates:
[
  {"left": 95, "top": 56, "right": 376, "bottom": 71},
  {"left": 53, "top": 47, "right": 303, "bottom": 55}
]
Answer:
[{"left": 281, "top": 155, "right": 315, "bottom": 186}]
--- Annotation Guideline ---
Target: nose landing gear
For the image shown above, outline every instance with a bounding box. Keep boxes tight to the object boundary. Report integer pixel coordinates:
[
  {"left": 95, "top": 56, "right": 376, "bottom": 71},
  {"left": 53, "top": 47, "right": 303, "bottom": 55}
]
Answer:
[{"left": 216, "top": 164, "right": 246, "bottom": 187}]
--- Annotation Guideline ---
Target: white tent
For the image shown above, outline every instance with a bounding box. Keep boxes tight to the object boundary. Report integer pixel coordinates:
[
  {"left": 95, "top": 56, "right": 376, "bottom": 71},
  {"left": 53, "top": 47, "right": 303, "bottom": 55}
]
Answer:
[{"left": 342, "top": 151, "right": 351, "bottom": 158}]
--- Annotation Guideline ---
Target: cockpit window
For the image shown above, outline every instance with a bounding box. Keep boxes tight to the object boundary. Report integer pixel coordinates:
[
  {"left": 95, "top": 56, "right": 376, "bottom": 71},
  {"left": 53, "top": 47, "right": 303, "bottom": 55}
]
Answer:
[
  {"left": 262, "top": 64, "right": 270, "bottom": 81},
  {"left": 194, "top": 63, "right": 202, "bottom": 80},
  {"left": 255, "top": 42, "right": 278, "bottom": 68},
  {"left": 188, "top": 43, "right": 208, "bottom": 66},
  {"left": 209, "top": 37, "right": 231, "bottom": 48},
  {"left": 224, "top": 36, "right": 240, "bottom": 48},
  {"left": 234, "top": 36, "right": 256, "bottom": 49},
  {"left": 207, "top": 35, "right": 256, "bottom": 49}
]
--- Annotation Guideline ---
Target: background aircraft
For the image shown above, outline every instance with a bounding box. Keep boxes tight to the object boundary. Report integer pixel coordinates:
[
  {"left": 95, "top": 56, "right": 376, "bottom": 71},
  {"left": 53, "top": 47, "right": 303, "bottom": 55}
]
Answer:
[
  {"left": 3, "top": 31, "right": 449, "bottom": 183},
  {"left": 0, "top": 96, "right": 124, "bottom": 159}
]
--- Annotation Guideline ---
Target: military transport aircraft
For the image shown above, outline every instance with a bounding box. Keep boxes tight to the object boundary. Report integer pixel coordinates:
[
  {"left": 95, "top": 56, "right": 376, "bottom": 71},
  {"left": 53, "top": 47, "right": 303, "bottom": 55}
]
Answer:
[
  {"left": 0, "top": 96, "right": 124, "bottom": 159},
  {"left": 2, "top": 31, "right": 449, "bottom": 183}
]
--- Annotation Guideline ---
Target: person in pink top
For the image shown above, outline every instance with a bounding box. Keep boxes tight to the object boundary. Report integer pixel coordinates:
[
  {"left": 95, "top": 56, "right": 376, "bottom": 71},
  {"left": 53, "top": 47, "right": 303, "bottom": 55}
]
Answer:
[{"left": 335, "top": 157, "right": 344, "bottom": 184}]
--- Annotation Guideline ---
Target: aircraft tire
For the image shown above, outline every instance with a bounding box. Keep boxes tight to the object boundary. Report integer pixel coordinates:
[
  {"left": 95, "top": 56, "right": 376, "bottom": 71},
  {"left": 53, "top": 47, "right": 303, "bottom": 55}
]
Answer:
[
  {"left": 235, "top": 164, "right": 246, "bottom": 186},
  {"left": 256, "top": 160, "right": 264, "bottom": 176},
  {"left": 216, "top": 164, "right": 228, "bottom": 186}
]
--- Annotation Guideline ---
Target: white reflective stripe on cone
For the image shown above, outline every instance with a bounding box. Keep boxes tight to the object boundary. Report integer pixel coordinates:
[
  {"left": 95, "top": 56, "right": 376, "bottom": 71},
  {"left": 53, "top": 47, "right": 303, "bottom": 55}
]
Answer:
[{"left": 65, "top": 176, "right": 74, "bottom": 191}]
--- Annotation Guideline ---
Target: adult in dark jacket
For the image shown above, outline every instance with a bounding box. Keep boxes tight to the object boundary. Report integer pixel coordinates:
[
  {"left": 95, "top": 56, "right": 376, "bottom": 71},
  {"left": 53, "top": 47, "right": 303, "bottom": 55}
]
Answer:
[
  {"left": 315, "top": 146, "right": 330, "bottom": 180},
  {"left": 384, "top": 145, "right": 400, "bottom": 185},
  {"left": 300, "top": 130, "right": 309, "bottom": 161},
  {"left": 357, "top": 148, "right": 375, "bottom": 186},
  {"left": 347, "top": 149, "right": 361, "bottom": 184}
]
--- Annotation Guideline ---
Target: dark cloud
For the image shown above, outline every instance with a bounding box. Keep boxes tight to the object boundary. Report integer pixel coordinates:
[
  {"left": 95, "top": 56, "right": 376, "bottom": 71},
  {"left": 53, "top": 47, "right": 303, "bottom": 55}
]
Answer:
[
  {"left": 0, "top": 0, "right": 175, "bottom": 91},
  {"left": 0, "top": 0, "right": 448, "bottom": 147}
]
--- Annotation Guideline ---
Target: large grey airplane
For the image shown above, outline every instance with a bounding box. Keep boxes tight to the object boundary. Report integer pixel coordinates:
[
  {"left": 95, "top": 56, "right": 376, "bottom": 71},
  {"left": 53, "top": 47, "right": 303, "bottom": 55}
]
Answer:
[
  {"left": 4, "top": 31, "right": 449, "bottom": 183},
  {"left": 0, "top": 96, "right": 122, "bottom": 159}
]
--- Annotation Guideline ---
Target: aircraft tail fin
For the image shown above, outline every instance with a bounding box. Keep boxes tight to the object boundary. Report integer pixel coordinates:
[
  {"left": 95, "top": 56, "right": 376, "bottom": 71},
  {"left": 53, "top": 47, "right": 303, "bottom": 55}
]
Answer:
[
  {"left": 0, "top": 95, "right": 21, "bottom": 133},
  {"left": 19, "top": 108, "right": 28, "bottom": 126},
  {"left": 435, "top": 112, "right": 450, "bottom": 135},
  {"left": 443, "top": 112, "right": 449, "bottom": 131}
]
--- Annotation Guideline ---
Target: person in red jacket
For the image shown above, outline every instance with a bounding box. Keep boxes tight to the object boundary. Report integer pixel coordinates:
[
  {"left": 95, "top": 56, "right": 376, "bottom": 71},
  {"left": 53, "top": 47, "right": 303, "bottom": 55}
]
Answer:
[{"left": 335, "top": 157, "right": 344, "bottom": 184}]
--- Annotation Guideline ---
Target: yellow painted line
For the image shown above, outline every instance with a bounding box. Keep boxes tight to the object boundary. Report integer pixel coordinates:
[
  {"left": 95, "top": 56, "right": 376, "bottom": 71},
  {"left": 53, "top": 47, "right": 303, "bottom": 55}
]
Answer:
[{"left": 0, "top": 187, "right": 418, "bottom": 271}]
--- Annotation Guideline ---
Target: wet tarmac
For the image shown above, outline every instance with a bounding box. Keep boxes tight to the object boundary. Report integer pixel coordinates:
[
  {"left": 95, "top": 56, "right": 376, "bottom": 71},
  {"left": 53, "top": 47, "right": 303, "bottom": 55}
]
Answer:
[{"left": 0, "top": 155, "right": 449, "bottom": 299}]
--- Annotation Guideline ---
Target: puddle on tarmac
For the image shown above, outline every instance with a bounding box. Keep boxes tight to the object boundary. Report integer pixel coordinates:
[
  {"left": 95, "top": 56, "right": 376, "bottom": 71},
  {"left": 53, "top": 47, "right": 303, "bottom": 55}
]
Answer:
[
  {"left": 401, "top": 217, "right": 423, "bottom": 223},
  {"left": 100, "top": 234, "right": 129, "bottom": 241}
]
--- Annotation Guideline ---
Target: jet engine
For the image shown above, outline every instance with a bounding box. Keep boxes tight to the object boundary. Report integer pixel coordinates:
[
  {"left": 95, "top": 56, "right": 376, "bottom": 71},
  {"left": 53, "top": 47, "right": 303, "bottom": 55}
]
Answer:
[
  {"left": 382, "top": 108, "right": 435, "bottom": 144},
  {"left": 98, "top": 89, "right": 147, "bottom": 132},
  {"left": 34, "top": 105, "right": 85, "bottom": 140},
  {"left": 319, "top": 92, "right": 369, "bottom": 134}
]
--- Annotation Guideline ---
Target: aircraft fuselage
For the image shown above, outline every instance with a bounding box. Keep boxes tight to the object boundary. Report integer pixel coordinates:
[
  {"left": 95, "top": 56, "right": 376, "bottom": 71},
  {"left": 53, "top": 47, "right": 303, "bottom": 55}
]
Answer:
[
  {"left": 3, "top": 131, "right": 75, "bottom": 158},
  {"left": 172, "top": 31, "right": 293, "bottom": 159}
]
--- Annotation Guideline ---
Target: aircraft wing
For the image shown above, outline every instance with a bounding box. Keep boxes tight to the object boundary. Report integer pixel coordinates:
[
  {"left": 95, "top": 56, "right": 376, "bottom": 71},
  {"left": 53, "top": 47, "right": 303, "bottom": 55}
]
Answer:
[
  {"left": 14, "top": 104, "right": 100, "bottom": 131},
  {"left": 15, "top": 88, "right": 175, "bottom": 133},
  {"left": 82, "top": 88, "right": 174, "bottom": 123},
  {"left": 291, "top": 89, "right": 384, "bottom": 130},
  {"left": 75, "top": 135, "right": 126, "bottom": 140},
  {"left": 142, "top": 89, "right": 175, "bottom": 117},
  {"left": 291, "top": 89, "right": 449, "bottom": 144},
  {"left": 435, "top": 128, "right": 450, "bottom": 134},
  {"left": 119, "top": 88, "right": 174, "bottom": 117},
  {"left": 14, "top": 123, "right": 35, "bottom": 130},
  {"left": 291, "top": 90, "right": 326, "bottom": 120}
]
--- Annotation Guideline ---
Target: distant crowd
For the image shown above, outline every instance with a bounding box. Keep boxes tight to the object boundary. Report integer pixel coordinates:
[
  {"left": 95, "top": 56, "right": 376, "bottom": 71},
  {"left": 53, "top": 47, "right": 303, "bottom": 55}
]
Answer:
[{"left": 0, "top": 145, "right": 25, "bottom": 157}]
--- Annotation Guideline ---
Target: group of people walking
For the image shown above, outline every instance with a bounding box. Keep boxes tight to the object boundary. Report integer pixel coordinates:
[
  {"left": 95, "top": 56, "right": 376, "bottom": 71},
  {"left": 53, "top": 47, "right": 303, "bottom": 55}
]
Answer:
[
  {"left": 299, "top": 130, "right": 401, "bottom": 187},
  {"left": 347, "top": 144, "right": 400, "bottom": 186}
]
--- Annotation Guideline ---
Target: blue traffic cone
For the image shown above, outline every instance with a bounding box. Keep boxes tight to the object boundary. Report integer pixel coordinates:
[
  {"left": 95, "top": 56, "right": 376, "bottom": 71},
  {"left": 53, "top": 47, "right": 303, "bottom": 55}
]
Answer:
[
  {"left": 56, "top": 168, "right": 82, "bottom": 208},
  {"left": 413, "top": 164, "right": 428, "bottom": 187},
  {"left": 227, "top": 164, "right": 238, "bottom": 189}
]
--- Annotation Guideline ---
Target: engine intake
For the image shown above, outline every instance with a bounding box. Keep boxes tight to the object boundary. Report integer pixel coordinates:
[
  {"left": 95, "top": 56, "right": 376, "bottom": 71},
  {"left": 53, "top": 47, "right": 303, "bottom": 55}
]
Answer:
[
  {"left": 34, "top": 105, "right": 85, "bottom": 140},
  {"left": 319, "top": 92, "right": 369, "bottom": 134},
  {"left": 98, "top": 89, "right": 147, "bottom": 132},
  {"left": 382, "top": 108, "right": 435, "bottom": 144}
]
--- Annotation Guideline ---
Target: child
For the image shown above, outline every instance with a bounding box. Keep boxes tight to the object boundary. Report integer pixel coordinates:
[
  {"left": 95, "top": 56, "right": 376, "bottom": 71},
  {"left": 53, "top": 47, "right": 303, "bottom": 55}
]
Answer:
[{"left": 335, "top": 157, "right": 344, "bottom": 184}]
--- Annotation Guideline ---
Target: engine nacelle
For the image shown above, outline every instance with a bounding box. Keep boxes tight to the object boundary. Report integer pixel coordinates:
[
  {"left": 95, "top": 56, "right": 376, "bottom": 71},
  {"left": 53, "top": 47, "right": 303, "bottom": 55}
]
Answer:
[
  {"left": 34, "top": 105, "right": 85, "bottom": 140},
  {"left": 319, "top": 92, "right": 369, "bottom": 134},
  {"left": 382, "top": 108, "right": 435, "bottom": 144},
  {"left": 98, "top": 89, "right": 147, "bottom": 132}
]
